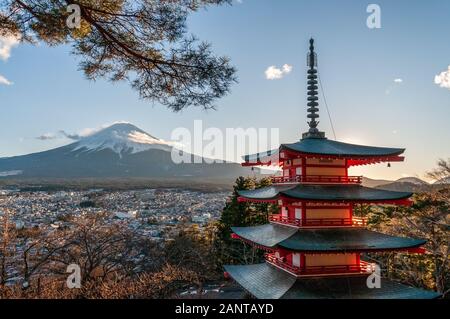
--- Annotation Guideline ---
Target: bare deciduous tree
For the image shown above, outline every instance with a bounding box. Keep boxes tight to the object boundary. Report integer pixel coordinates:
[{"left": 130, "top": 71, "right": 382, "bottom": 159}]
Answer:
[
  {"left": 375, "top": 190, "right": 449, "bottom": 297},
  {"left": 0, "top": 208, "right": 15, "bottom": 287}
]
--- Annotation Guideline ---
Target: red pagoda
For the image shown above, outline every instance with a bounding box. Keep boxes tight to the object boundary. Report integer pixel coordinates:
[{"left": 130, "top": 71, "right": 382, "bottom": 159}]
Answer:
[{"left": 224, "top": 39, "right": 440, "bottom": 299}]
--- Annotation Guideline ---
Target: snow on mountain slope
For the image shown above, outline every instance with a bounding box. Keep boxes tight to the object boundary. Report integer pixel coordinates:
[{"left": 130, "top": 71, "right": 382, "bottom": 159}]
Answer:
[
  {"left": 71, "top": 123, "right": 173, "bottom": 155},
  {"left": 0, "top": 122, "right": 254, "bottom": 179}
]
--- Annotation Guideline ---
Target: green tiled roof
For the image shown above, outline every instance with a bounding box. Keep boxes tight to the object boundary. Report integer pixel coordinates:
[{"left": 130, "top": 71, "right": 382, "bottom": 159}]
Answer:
[
  {"left": 224, "top": 263, "right": 296, "bottom": 299},
  {"left": 279, "top": 228, "right": 426, "bottom": 252},
  {"left": 232, "top": 224, "right": 426, "bottom": 252},
  {"left": 281, "top": 138, "right": 405, "bottom": 157},
  {"left": 238, "top": 184, "right": 412, "bottom": 202},
  {"left": 231, "top": 224, "right": 297, "bottom": 248},
  {"left": 225, "top": 263, "right": 441, "bottom": 299},
  {"left": 242, "top": 138, "right": 405, "bottom": 163},
  {"left": 243, "top": 149, "right": 279, "bottom": 163}
]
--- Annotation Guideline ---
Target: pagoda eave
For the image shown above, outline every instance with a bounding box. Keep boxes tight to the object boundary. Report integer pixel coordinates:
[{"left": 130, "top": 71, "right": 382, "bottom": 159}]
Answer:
[
  {"left": 224, "top": 263, "right": 441, "bottom": 299},
  {"left": 237, "top": 184, "right": 413, "bottom": 205},
  {"left": 280, "top": 139, "right": 405, "bottom": 160},
  {"left": 237, "top": 196, "right": 412, "bottom": 206},
  {"left": 241, "top": 153, "right": 405, "bottom": 168},
  {"left": 241, "top": 161, "right": 277, "bottom": 167},
  {"left": 241, "top": 140, "right": 406, "bottom": 167},
  {"left": 278, "top": 197, "right": 414, "bottom": 207},
  {"left": 237, "top": 197, "right": 277, "bottom": 203},
  {"left": 231, "top": 232, "right": 425, "bottom": 254},
  {"left": 231, "top": 225, "right": 427, "bottom": 253}
]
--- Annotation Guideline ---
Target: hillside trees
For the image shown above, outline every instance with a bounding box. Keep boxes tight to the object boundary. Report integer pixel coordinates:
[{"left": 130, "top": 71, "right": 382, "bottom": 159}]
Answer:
[
  {"left": 365, "top": 159, "right": 450, "bottom": 297},
  {"left": 214, "top": 176, "right": 276, "bottom": 266}
]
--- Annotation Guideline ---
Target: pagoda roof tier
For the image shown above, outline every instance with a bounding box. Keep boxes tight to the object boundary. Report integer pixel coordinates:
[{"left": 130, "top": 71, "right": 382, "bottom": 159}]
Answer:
[
  {"left": 231, "top": 224, "right": 426, "bottom": 252},
  {"left": 232, "top": 224, "right": 297, "bottom": 248},
  {"left": 242, "top": 138, "right": 405, "bottom": 167},
  {"left": 224, "top": 263, "right": 440, "bottom": 299},
  {"left": 238, "top": 184, "right": 412, "bottom": 204},
  {"left": 282, "top": 138, "right": 405, "bottom": 158}
]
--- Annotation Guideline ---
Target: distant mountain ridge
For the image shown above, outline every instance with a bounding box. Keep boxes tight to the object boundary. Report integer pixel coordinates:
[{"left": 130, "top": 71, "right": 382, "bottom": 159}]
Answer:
[
  {"left": 0, "top": 123, "right": 252, "bottom": 179},
  {"left": 1, "top": 123, "right": 448, "bottom": 189},
  {"left": 363, "top": 176, "right": 450, "bottom": 192}
]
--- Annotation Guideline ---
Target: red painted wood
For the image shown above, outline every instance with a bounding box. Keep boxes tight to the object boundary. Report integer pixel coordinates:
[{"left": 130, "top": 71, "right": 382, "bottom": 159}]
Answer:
[
  {"left": 269, "top": 214, "right": 367, "bottom": 227},
  {"left": 241, "top": 150, "right": 405, "bottom": 167},
  {"left": 407, "top": 247, "right": 427, "bottom": 254},
  {"left": 265, "top": 253, "right": 376, "bottom": 276},
  {"left": 271, "top": 175, "right": 362, "bottom": 184},
  {"left": 300, "top": 253, "right": 305, "bottom": 269}
]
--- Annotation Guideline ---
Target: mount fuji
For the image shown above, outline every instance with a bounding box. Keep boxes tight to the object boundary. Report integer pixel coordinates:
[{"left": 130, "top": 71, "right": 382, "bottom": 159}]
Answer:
[{"left": 0, "top": 123, "right": 252, "bottom": 179}]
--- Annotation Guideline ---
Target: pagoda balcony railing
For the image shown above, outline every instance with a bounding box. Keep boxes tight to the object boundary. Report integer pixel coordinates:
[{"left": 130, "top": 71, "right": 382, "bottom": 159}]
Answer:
[
  {"left": 269, "top": 214, "right": 367, "bottom": 228},
  {"left": 265, "top": 253, "right": 376, "bottom": 277},
  {"left": 270, "top": 175, "right": 362, "bottom": 185}
]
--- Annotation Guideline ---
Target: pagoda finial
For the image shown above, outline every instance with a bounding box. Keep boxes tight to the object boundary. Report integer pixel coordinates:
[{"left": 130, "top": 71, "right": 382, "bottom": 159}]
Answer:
[{"left": 303, "top": 38, "right": 326, "bottom": 139}]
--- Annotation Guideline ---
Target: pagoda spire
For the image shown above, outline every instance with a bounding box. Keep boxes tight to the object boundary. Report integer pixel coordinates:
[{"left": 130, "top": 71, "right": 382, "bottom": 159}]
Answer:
[{"left": 302, "top": 38, "right": 325, "bottom": 139}]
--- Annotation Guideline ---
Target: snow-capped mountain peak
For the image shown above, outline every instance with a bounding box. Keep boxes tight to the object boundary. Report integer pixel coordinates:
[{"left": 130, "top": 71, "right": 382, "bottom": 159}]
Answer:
[{"left": 71, "top": 123, "right": 173, "bottom": 155}]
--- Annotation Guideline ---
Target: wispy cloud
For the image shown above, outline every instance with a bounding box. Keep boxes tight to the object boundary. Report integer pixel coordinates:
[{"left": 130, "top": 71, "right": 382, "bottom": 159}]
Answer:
[
  {"left": 265, "top": 64, "right": 293, "bottom": 80},
  {"left": 36, "top": 129, "right": 93, "bottom": 141},
  {"left": 0, "top": 74, "right": 12, "bottom": 86},
  {"left": 58, "top": 130, "right": 81, "bottom": 140},
  {"left": 36, "top": 124, "right": 103, "bottom": 141},
  {"left": 58, "top": 129, "right": 97, "bottom": 140},
  {"left": 434, "top": 66, "right": 450, "bottom": 90},
  {"left": 36, "top": 122, "right": 130, "bottom": 142},
  {"left": 385, "top": 78, "right": 404, "bottom": 94},
  {"left": 0, "top": 34, "right": 20, "bottom": 61},
  {"left": 36, "top": 133, "right": 58, "bottom": 141}
]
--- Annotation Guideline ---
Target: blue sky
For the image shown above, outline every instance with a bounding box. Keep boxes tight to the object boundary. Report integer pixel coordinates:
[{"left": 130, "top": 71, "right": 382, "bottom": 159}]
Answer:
[{"left": 1, "top": 0, "right": 449, "bottom": 181}]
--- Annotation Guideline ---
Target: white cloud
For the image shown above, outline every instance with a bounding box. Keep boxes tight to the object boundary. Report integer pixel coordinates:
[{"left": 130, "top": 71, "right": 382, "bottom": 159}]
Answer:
[
  {"left": 282, "top": 64, "right": 292, "bottom": 73},
  {"left": 434, "top": 66, "right": 450, "bottom": 90},
  {"left": 59, "top": 128, "right": 97, "bottom": 140},
  {"left": 0, "top": 74, "right": 12, "bottom": 85},
  {"left": 394, "top": 78, "right": 403, "bottom": 83},
  {"left": 37, "top": 128, "right": 96, "bottom": 141},
  {"left": 0, "top": 34, "right": 20, "bottom": 61},
  {"left": 265, "top": 64, "right": 293, "bottom": 80}
]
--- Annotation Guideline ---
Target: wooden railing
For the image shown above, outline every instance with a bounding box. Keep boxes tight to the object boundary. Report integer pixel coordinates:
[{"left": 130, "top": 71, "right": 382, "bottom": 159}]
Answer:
[
  {"left": 265, "top": 253, "right": 376, "bottom": 277},
  {"left": 271, "top": 175, "right": 362, "bottom": 185},
  {"left": 269, "top": 215, "right": 301, "bottom": 227},
  {"left": 269, "top": 214, "right": 367, "bottom": 228}
]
